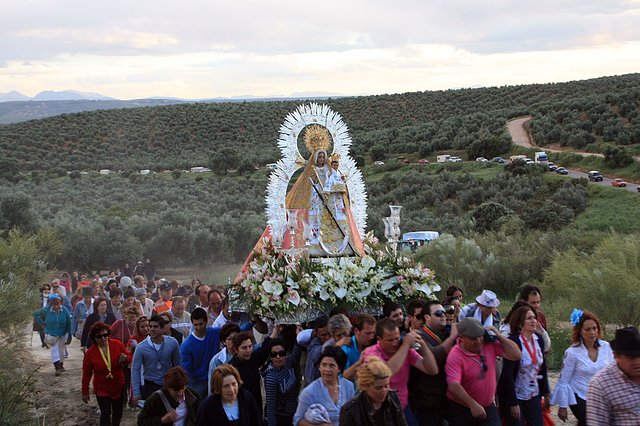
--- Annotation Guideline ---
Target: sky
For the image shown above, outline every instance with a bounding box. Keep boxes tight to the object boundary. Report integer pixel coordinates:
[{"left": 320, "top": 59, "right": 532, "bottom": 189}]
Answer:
[{"left": 1, "top": 0, "right": 639, "bottom": 100}]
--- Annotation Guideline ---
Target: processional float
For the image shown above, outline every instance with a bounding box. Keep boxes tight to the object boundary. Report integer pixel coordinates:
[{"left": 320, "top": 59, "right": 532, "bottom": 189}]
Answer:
[{"left": 229, "top": 103, "right": 438, "bottom": 322}]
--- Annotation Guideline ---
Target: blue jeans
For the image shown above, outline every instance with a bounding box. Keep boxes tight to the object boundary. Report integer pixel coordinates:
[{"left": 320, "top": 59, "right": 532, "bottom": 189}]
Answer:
[
  {"left": 190, "top": 380, "right": 208, "bottom": 400},
  {"left": 404, "top": 405, "right": 419, "bottom": 426}
]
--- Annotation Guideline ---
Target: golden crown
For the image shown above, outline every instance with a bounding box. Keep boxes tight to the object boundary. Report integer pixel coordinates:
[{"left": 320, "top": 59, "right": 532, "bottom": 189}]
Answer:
[
  {"left": 328, "top": 153, "right": 341, "bottom": 163},
  {"left": 303, "top": 125, "right": 331, "bottom": 152}
]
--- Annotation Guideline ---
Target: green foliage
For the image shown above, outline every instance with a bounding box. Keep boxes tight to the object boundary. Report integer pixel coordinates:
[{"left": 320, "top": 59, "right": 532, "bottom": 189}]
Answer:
[
  {"left": 0, "top": 192, "right": 38, "bottom": 234},
  {"left": 416, "top": 234, "right": 489, "bottom": 294},
  {"left": 543, "top": 233, "right": 640, "bottom": 326},
  {"left": 572, "top": 185, "right": 640, "bottom": 233},
  {"left": 0, "top": 229, "right": 61, "bottom": 424},
  {"left": 603, "top": 145, "right": 634, "bottom": 168},
  {"left": 369, "top": 145, "right": 387, "bottom": 161},
  {"left": 471, "top": 202, "right": 514, "bottom": 233}
]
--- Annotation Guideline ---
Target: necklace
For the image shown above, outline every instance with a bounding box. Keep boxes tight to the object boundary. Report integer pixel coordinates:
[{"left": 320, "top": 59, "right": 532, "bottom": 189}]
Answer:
[
  {"left": 126, "top": 322, "right": 135, "bottom": 338},
  {"left": 98, "top": 342, "right": 113, "bottom": 379}
]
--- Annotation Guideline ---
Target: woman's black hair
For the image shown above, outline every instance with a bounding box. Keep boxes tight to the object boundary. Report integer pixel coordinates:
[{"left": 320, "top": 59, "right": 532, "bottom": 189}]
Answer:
[{"left": 318, "top": 345, "right": 347, "bottom": 372}]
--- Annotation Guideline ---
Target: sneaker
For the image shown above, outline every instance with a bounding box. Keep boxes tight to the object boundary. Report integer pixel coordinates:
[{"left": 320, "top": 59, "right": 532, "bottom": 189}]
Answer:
[
  {"left": 42, "top": 343, "right": 49, "bottom": 349},
  {"left": 64, "top": 348, "right": 69, "bottom": 358}
]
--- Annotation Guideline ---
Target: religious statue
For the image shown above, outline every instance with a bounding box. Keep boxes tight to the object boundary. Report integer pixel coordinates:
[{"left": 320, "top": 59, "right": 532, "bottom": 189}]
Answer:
[{"left": 284, "top": 125, "right": 364, "bottom": 256}]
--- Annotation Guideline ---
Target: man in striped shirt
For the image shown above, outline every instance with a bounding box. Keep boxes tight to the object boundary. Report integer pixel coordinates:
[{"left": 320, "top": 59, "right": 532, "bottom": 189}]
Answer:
[{"left": 587, "top": 326, "right": 640, "bottom": 425}]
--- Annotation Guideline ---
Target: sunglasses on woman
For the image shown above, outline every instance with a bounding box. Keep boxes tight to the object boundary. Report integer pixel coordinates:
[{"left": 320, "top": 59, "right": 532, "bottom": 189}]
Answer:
[
  {"left": 95, "top": 333, "right": 109, "bottom": 339},
  {"left": 270, "top": 350, "right": 287, "bottom": 358}
]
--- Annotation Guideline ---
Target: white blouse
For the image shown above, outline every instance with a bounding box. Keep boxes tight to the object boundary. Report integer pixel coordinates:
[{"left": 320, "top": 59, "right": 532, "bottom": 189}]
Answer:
[{"left": 550, "top": 340, "right": 614, "bottom": 407}]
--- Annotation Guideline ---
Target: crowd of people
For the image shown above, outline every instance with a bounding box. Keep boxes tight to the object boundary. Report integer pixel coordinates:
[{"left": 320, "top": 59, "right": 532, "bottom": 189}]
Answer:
[{"left": 32, "top": 269, "right": 640, "bottom": 426}]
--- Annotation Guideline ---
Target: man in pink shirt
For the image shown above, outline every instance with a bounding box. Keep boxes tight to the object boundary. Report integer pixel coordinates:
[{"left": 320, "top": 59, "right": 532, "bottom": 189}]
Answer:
[
  {"left": 363, "top": 317, "right": 438, "bottom": 426},
  {"left": 446, "top": 317, "right": 521, "bottom": 425}
]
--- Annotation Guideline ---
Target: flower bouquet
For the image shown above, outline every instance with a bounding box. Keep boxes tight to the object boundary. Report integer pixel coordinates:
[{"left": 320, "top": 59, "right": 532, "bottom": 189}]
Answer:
[{"left": 230, "top": 232, "right": 440, "bottom": 321}]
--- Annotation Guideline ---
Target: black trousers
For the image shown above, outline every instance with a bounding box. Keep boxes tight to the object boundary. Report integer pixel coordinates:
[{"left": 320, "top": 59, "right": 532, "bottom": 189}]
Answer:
[
  {"left": 96, "top": 389, "right": 125, "bottom": 426},
  {"left": 569, "top": 394, "right": 587, "bottom": 426},
  {"left": 141, "top": 380, "right": 163, "bottom": 400}
]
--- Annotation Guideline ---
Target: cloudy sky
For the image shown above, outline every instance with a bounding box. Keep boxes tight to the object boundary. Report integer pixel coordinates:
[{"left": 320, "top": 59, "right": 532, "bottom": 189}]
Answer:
[{"left": 1, "top": 0, "right": 639, "bottom": 99}]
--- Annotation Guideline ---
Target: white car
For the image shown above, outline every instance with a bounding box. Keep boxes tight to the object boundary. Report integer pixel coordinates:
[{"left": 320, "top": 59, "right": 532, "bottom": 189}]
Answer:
[
  {"left": 448, "top": 156, "right": 462, "bottom": 163},
  {"left": 475, "top": 157, "right": 488, "bottom": 163},
  {"left": 374, "top": 161, "right": 385, "bottom": 166}
]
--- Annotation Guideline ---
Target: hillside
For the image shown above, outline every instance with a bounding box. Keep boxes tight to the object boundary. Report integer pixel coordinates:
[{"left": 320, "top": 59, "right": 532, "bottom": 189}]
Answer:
[{"left": 0, "top": 74, "right": 638, "bottom": 175}]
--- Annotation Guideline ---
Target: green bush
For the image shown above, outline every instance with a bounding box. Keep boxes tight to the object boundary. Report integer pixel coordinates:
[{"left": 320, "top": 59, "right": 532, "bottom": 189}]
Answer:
[{"left": 543, "top": 233, "right": 640, "bottom": 326}]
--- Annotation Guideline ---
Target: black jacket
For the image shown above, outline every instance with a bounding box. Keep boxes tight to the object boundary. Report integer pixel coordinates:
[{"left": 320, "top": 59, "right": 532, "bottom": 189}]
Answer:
[
  {"left": 408, "top": 326, "right": 450, "bottom": 412},
  {"left": 81, "top": 311, "right": 117, "bottom": 348},
  {"left": 138, "top": 387, "right": 200, "bottom": 426},
  {"left": 497, "top": 333, "right": 550, "bottom": 409},
  {"left": 196, "top": 387, "right": 263, "bottom": 426},
  {"left": 339, "top": 390, "right": 407, "bottom": 426}
]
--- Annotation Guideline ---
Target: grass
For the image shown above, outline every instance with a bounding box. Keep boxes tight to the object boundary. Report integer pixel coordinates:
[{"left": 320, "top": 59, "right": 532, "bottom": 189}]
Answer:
[
  {"left": 157, "top": 263, "right": 244, "bottom": 286},
  {"left": 572, "top": 184, "right": 640, "bottom": 233}
]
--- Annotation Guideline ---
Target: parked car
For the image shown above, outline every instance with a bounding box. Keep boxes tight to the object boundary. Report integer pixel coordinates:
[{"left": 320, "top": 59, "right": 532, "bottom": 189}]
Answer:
[
  {"left": 588, "top": 171, "right": 604, "bottom": 182},
  {"left": 475, "top": 157, "right": 489, "bottom": 163},
  {"left": 402, "top": 159, "right": 410, "bottom": 164},
  {"left": 374, "top": 161, "right": 385, "bottom": 166},
  {"left": 612, "top": 178, "right": 627, "bottom": 187},
  {"left": 555, "top": 167, "right": 569, "bottom": 175},
  {"left": 525, "top": 159, "right": 535, "bottom": 165},
  {"left": 448, "top": 156, "right": 463, "bottom": 163},
  {"left": 547, "top": 162, "right": 557, "bottom": 171},
  {"left": 419, "top": 159, "right": 429, "bottom": 165},
  {"left": 491, "top": 157, "right": 505, "bottom": 164}
]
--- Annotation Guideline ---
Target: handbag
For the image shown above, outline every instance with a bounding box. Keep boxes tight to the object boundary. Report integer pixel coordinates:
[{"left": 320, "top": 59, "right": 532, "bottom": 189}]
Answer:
[{"left": 44, "top": 334, "right": 58, "bottom": 346}]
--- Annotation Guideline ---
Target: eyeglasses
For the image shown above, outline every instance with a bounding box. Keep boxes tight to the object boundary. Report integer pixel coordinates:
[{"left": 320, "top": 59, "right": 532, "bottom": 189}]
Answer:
[
  {"left": 432, "top": 310, "right": 446, "bottom": 318},
  {"left": 478, "top": 354, "right": 488, "bottom": 379},
  {"left": 95, "top": 333, "right": 109, "bottom": 339},
  {"left": 270, "top": 350, "right": 287, "bottom": 358}
]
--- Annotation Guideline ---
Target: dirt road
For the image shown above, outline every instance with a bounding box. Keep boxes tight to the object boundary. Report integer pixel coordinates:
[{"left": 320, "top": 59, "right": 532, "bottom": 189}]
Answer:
[
  {"left": 27, "top": 332, "right": 137, "bottom": 425},
  {"left": 507, "top": 116, "right": 604, "bottom": 158},
  {"left": 27, "top": 329, "right": 579, "bottom": 425}
]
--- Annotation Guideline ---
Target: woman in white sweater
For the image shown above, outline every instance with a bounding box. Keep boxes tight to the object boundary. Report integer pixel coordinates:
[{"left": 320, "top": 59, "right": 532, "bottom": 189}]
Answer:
[{"left": 550, "top": 309, "right": 614, "bottom": 426}]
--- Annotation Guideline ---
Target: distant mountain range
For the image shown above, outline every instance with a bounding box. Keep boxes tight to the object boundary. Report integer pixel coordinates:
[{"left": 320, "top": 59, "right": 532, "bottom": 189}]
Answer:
[
  {"left": 0, "top": 89, "right": 344, "bottom": 124},
  {"left": 0, "top": 89, "right": 118, "bottom": 102}
]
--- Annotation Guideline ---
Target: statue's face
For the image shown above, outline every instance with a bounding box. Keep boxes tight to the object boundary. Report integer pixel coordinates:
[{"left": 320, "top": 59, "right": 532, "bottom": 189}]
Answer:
[
  {"left": 316, "top": 152, "right": 326, "bottom": 167},
  {"left": 331, "top": 161, "right": 339, "bottom": 170}
]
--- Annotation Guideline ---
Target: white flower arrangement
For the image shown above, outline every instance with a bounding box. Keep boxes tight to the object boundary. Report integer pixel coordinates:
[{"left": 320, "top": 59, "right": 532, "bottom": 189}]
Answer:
[{"left": 231, "top": 232, "right": 440, "bottom": 320}]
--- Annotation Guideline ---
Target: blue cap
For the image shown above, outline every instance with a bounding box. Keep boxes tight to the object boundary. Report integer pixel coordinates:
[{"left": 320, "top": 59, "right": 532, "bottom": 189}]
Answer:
[{"left": 48, "top": 294, "right": 61, "bottom": 301}]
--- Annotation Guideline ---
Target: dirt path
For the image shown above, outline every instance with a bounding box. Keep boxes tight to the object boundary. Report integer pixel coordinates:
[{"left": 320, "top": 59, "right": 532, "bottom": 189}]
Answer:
[
  {"left": 507, "top": 116, "right": 604, "bottom": 158},
  {"left": 27, "top": 331, "right": 137, "bottom": 425},
  {"left": 26, "top": 329, "right": 578, "bottom": 425}
]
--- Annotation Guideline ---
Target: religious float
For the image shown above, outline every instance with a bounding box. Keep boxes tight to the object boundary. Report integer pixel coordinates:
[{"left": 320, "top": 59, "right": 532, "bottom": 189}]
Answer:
[{"left": 229, "top": 104, "right": 439, "bottom": 321}]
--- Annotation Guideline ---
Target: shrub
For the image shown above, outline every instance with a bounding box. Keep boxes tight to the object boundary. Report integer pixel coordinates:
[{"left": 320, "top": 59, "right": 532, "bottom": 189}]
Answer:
[{"left": 543, "top": 233, "right": 640, "bottom": 326}]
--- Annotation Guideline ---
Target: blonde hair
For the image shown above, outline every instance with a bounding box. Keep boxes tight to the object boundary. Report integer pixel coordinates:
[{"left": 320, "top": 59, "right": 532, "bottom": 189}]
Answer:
[{"left": 357, "top": 356, "right": 392, "bottom": 391}]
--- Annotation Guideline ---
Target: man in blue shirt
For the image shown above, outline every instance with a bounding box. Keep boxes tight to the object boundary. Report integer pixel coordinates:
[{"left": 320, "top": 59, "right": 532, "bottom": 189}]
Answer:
[
  {"left": 180, "top": 308, "right": 221, "bottom": 398},
  {"left": 131, "top": 315, "right": 180, "bottom": 405},
  {"left": 341, "top": 313, "right": 376, "bottom": 381}
]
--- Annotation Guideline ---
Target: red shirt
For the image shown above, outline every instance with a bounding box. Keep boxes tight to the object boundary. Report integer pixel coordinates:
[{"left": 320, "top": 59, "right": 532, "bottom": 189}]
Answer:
[
  {"left": 82, "top": 339, "right": 131, "bottom": 399},
  {"left": 446, "top": 340, "right": 504, "bottom": 407},
  {"left": 110, "top": 320, "right": 135, "bottom": 345}
]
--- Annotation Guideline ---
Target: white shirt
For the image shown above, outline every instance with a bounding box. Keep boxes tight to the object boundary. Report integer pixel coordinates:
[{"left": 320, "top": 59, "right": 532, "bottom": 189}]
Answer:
[
  {"left": 550, "top": 340, "right": 614, "bottom": 407},
  {"left": 515, "top": 334, "right": 544, "bottom": 401}
]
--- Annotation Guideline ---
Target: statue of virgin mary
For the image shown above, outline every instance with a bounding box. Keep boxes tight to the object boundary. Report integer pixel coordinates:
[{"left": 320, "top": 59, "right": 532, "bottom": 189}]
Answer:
[{"left": 284, "top": 125, "right": 364, "bottom": 257}]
